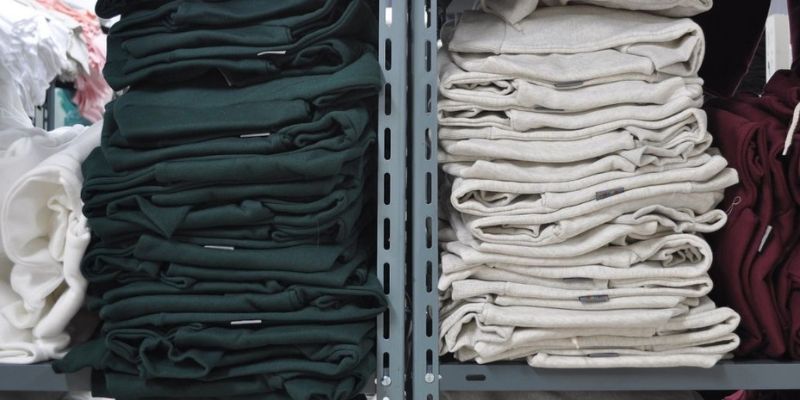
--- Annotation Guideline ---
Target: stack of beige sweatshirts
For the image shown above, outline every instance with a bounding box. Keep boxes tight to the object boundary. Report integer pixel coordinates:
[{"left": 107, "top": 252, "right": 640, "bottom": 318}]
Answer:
[{"left": 438, "top": 0, "right": 742, "bottom": 368}]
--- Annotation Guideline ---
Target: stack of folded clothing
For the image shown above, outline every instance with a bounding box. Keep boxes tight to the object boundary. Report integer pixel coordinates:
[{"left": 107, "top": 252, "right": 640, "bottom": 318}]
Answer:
[
  {"left": 53, "top": 1, "right": 387, "bottom": 399},
  {"left": 705, "top": 69, "right": 800, "bottom": 360},
  {"left": 438, "top": 1, "right": 742, "bottom": 368}
]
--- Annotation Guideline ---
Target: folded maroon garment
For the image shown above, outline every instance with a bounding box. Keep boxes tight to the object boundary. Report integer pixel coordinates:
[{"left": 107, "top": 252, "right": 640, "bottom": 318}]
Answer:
[
  {"left": 705, "top": 101, "right": 772, "bottom": 356},
  {"left": 704, "top": 68, "right": 800, "bottom": 358}
]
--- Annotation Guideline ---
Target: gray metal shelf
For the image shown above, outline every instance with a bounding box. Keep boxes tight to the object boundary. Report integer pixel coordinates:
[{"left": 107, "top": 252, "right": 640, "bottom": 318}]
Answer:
[
  {"left": 0, "top": 364, "right": 90, "bottom": 392},
  {"left": 377, "top": 0, "right": 408, "bottom": 399},
  {"left": 409, "top": 0, "right": 441, "bottom": 399},
  {"left": 439, "top": 361, "right": 800, "bottom": 391}
]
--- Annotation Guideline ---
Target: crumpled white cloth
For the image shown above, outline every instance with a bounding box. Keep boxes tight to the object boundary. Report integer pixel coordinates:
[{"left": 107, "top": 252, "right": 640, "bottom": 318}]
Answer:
[
  {"left": 480, "top": 0, "right": 712, "bottom": 27},
  {"left": 0, "top": 1, "right": 76, "bottom": 116},
  {"left": 2, "top": 122, "right": 100, "bottom": 340},
  {"left": 0, "top": 120, "right": 99, "bottom": 363}
]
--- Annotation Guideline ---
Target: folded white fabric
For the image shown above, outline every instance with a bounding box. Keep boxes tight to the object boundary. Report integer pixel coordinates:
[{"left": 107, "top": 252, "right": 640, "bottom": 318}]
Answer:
[
  {"left": 439, "top": 108, "right": 707, "bottom": 142},
  {"left": 450, "top": 7, "right": 704, "bottom": 81},
  {"left": 440, "top": 50, "right": 704, "bottom": 113},
  {"left": 479, "top": 0, "right": 712, "bottom": 28},
  {"left": 438, "top": 0, "right": 738, "bottom": 370},
  {"left": 2, "top": 122, "right": 100, "bottom": 341},
  {"left": 439, "top": 125, "right": 711, "bottom": 167},
  {"left": 458, "top": 168, "right": 736, "bottom": 241},
  {"left": 440, "top": 92, "right": 703, "bottom": 133},
  {"left": 441, "top": 296, "right": 739, "bottom": 367},
  {"left": 443, "top": 151, "right": 713, "bottom": 183},
  {"left": 442, "top": 390, "right": 704, "bottom": 400},
  {"left": 448, "top": 154, "right": 727, "bottom": 216}
]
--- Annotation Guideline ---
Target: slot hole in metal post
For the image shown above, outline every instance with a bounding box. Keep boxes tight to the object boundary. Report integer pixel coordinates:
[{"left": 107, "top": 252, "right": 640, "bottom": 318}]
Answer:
[
  {"left": 426, "top": 261, "right": 432, "bottom": 293},
  {"left": 384, "top": 173, "right": 391, "bottom": 205},
  {"left": 384, "top": 84, "right": 392, "bottom": 115},
  {"left": 385, "top": 39, "right": 392, "bottom": 70},
  {"left": 384, "top": 128, "right": 391, "bottom": 160},
  {"left": 383, "top": 263, "right": 390, "bottom": 295},
  {"left": 383, "top": 218, "right": 390, "bottom": 250},
  {"left": 426, "top": 173, "right": 432, "bottom": 204},
  {"left": 425, "top": 217, "right": 432, "bottom": 249},
  {"left": 425, "top": 128, "right": 432, "bottom": 160},
  {"left": 465, "top": 375, "right": 486, "bottom": 382}
]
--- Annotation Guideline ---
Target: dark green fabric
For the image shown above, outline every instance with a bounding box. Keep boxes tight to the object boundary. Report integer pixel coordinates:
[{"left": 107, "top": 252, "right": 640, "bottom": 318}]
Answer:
[
  {"left": 98, "top": 281, "right": 384, "bottom": 321},
  {"left": 81, "top": 232, "right": 372, "bottom": 293},
  {"left": 95, "top": 0, "right": 169, "bottom": 18},
  {"left": 104, "top": 0, "right": 377, "bottom": 89},
  {"left": 102, "top": 103, "right": 371, "bottom": 172},
  {"left": 109, "top": 53, "right": 381, "bottom": 147},
  {"left": 88, "top": 129, "right": 372, "bottom": 191},
  {"left": 95, "top": 355, "right": 374, "bottom": 400},
  {"left": 68, "top": 2, "right": 382, "bottom": 399},
  {"left": 88, "top": 180, "right": 370, "bottom": 244},
  {"left": 81, "top": 146, "right": 371, "bottom": 215},
  {"left": 99, "top": 274, "right": 384, "bottom": 331}
]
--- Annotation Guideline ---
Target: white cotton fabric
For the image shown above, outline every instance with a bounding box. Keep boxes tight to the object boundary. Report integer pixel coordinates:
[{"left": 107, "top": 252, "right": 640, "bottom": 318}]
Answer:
[
  {"left": 438, "top": 2, "right": 739, "bottom": 369},
  {"left": 2, "top": 122, "right": 100, "bottom": 340},
  {"left": 440, "top": 51, "right": 705, "bottom": 113},
  {"left": 442, "top": 390, "right": 704, "bottom": 400},
  {"left": 479, "top": 0, "right": 712, "bottom": 27},
  {"left": 448, "top": 154, "right": 727, "bottom": 216},
  {"left": 0, "top": 1, "right": 73, "bottom": 116},
  {"left": 0, "top": 120, "right": 98, "bottom": 363},
  {"left": 449, "top": 7, "right": 705, "bottom": 79}
]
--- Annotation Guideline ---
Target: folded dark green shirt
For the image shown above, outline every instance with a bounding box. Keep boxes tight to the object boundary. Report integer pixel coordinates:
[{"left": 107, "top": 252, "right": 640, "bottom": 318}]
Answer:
[
  {"left": 109, "top": 53, "right": 381, "bottom": 147},
  {"left": 104, "top": 0, "right": 377, "bottom": 89},
  {"left": 102, "top": 102, "right": 371, "bottom": 172}
]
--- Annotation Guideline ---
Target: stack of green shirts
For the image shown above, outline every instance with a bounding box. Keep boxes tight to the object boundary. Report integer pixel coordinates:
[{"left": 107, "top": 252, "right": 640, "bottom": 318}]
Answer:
[{"left": 53, "top": 1, "right": 387, "bottom": 399}]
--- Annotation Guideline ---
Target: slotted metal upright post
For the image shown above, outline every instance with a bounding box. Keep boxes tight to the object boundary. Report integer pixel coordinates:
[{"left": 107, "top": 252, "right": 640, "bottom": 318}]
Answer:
[
  {"left": 378, "top": 1, "right": 408, "bottom": 399},
  {"left": 409, "top": 0, "right": 440, "bottom": 399}
]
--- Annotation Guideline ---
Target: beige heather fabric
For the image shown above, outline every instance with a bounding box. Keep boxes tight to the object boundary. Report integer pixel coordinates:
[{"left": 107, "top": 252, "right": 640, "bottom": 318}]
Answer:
[
  {"left": 439, "top": 108, "right": 707, "bottom": 142},
  {"left": 448, "top": 154, "right": 727, "bottom": 216},
  {"left": 440, "top": 50, "right": 704, "bottom": 113},
  {"left": 442, "top": 152, "right": 714, "bottom": 183},
  {"left": 458, "top": 168, "right": 737, "bottom": 241},
  {"left": 439, "top": 93, "right": 703, "bottom": 132},
  {"left": 439, "top": 125, "right": 711, "bottom": 165},
  {"left": 480, "top": 0, "right": 712, "bottom": 27},
  {"left": 450, "top": 7, "right": 704, "bottom": 77}
]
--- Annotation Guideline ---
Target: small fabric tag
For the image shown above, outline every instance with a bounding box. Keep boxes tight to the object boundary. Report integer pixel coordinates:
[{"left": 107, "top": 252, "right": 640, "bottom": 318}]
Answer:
[
  {"left": 579, "top": 295, "right": 610, "bottom": 304},
  {"left": 203, "top": 245, "right": 235, "bottom": 251},
  {"left": 231, "top": 320, "right": 262, "bottom": 326},
  {"left": 240, "top": 132, "right": 272, "bottom": 138},
  {"left": 758, "top": 225, "right": 774, "bottom": 253},
  {"left": 588, "top": 352, "right": 620, "bottom": 358},
  {"left": 257, "top": 50, "right": 288, "bottom": 56},
  {"left": 554, "top": 80, "right": 584, "bottom": 88},
  {"left": 596, "top": 187, "right": 624, "bottom": 201}
]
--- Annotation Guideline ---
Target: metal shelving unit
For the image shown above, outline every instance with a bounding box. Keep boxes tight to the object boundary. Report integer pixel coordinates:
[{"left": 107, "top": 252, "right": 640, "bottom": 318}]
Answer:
[
  {"left": 1, "top": 4, "right": 409, "bottom": 398},
  {"left": 409, "top": 1, "right": 800, "bottom": 399},
  {"left": 439, "top": 362, "right": 800, "bottom": 392},
  {"left": 377, "top": 0, "right": 409, "bottom": 399},
  {"left": 409, "top": 0, "right": 441, "bottom": 400},
  {"left": 0, "top": 364, "right": 89, "bottom": 392}
]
